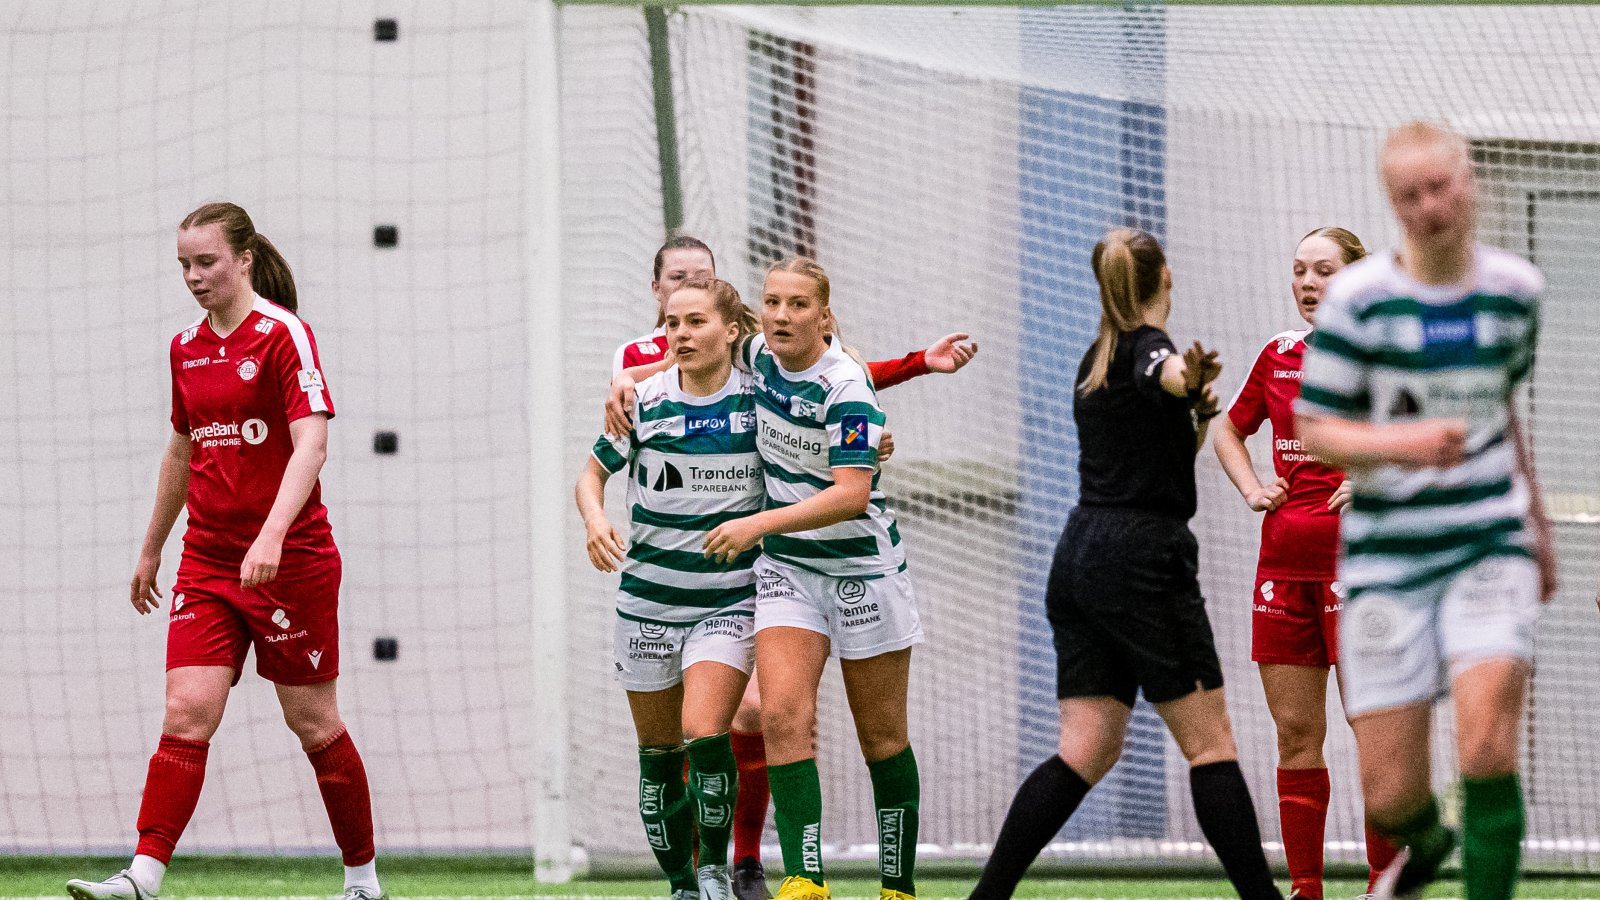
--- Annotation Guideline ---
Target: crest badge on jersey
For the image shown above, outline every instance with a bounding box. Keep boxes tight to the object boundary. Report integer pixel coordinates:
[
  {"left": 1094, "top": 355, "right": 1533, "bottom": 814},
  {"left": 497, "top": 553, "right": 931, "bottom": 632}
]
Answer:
[
  {"left": 840, "top": 414, "right": 870, "bottom": 451},
  {"left": 236, "top": 358, "right": 260, "bottom": 381},
  {"left": 790, "top": 396, "right": 820, "bottom": 419}
]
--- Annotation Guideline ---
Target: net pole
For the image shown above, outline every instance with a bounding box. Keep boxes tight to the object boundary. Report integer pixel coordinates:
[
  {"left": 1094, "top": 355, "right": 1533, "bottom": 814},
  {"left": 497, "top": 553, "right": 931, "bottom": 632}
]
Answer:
[
  {"left": 645, "top": 6, "right": 685, "bottom": 236},
  {"left": 528, "top": 0, "right": 575, "bottom": 883}
]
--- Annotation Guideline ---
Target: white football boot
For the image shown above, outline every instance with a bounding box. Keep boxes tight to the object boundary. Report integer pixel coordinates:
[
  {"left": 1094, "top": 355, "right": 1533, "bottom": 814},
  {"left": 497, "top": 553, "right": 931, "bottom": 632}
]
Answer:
[{"left": 65, "top": 870, "right": 157, "bottom": 900}]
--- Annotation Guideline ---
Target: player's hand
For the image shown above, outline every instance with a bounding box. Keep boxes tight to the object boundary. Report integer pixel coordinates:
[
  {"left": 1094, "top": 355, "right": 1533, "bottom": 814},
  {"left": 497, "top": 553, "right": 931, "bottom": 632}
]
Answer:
[
  {"left": 1193, "top": 383, "right": 1221, "bottom": 421},
  {"left": 585, "top": 517, "right": 627, "bottom": 573},
  {"left": 1327, "top": 479, "right": 1354, "bottom": 512},
  {"left": 130, "top": 553, "right": 163, "bottom": 615},
  {"left": 1182, "top": 341, "right": 1222, "bottom": 391},
  {"left": 240, "top": 534, "right": 282, "bottom": 589},
  {"left": 925, "top": 333, "right": 977, "bottom": 374},
  {"left": 1246, "top": 477, "right": 1290, "bottom": 513},
  {"left": 605, "top": 375, "right": 636, "bottom": 438},
  {"left": 879, "top": 428, "right": 896, "bottom": 463},
  {"left": 1388, "top": 419, "right": 1468, "bottom": 469},
  {"left": 704, "top": 517, "right": 765, "bottom": 565}
]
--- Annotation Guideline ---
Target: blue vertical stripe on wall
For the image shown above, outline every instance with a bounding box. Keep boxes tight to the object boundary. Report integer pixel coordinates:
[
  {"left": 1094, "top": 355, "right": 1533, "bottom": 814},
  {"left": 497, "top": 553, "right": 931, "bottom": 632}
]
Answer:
[{"left": 1016, "top": 8, "right": 1169, "bottom": 840}]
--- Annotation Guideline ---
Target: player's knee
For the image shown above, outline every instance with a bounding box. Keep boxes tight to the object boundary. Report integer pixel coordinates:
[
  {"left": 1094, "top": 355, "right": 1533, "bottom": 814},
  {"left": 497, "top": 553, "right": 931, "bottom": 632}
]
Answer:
[
  {"left": 282, "top": 705, "right": 343, "bottom": 749},
  {"left": 162, "top": 689, "right": 224, "bottom": 741},
  {"left": 1457, "top": 729, "right": 1518, "bottom": 778},
  {"left": 731, "top": 699, "right": 763, "bottom": 733},
  {"left": 1273, "top": 714, "right": 1327, "bottom": 763},
  {"left": 856, "top": 727, "right": 908, "bottom": 764},
  {"left": 758, "top": 693, "right": 815, "bottom": 750},
  {"left": 1059, "top": 729, "right": 1124, "bottom": 784}
]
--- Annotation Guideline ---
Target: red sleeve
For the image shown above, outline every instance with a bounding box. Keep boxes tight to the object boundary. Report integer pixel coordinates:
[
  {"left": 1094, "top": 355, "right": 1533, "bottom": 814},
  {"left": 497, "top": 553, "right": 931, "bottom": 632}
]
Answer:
[
  {"left": 271, "top": 322, "right": 335, "bottom": 423},
  {"left": 868, "top": 350, "right": 930, "bottom": 390},
  {"left": 1225, "top": 344, "right": 1272, "bottom": 436},
  {"left": 168, "top": 340, "right": 188, "bottom": 434}
]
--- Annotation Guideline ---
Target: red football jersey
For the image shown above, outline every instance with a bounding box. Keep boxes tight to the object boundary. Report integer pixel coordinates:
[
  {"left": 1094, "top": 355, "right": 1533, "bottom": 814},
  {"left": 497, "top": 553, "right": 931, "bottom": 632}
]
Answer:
[
  {"left": 613, "top": 329, "right": 930, "bottom": 388},
  {"left": 169, "top": 297, "right": 338, "bottom": 575},
  {"left": 1226, "top": 329, "right": 1343, "bottom": 580}
]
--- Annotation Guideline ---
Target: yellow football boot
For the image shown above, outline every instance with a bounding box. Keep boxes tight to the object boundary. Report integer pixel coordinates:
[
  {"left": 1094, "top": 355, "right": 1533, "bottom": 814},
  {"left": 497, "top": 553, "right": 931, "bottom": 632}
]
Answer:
[
  {"left": 880, "top": 890, "right": 917, "bottom": 900},
  {"left": 774, "top": 875, "right": 830, "bottom": 900}
]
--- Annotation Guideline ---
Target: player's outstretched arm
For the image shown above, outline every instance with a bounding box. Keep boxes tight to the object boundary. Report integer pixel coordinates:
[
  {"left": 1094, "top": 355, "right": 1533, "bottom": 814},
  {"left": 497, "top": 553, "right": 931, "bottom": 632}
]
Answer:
[
  {"left": 575, "top": 457, "right": 626, "bottom": 573},
  {"left": 1296, "top": 413, "right": 1466, "bottom": 471},
  {"left": 867, "top": 333, "right": 979, "bottom": 390},
  {"left": 131, "top": 431, "right": 192, "bottom": 615},
  {"left": 241, "top": 413, "right": 329, "bottom": 589},
  {"left": 703, "top": 466, "right": 872, "bottom": 564}
]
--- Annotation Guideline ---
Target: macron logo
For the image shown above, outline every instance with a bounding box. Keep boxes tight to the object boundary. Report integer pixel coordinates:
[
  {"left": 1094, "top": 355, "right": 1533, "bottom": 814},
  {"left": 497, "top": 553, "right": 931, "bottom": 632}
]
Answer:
[{"left": 308, "top": 649, "right": 323, "bottom": 670}]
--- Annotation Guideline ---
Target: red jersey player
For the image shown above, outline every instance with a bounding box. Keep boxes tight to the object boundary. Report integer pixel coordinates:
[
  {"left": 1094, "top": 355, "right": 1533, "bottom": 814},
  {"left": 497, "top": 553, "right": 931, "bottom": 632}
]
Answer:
[
  {"left": 1214, "top": 227, "right": 1393, "bottom": 900},
  {"left": 615, "top": 236, "right": 977, "bottom": 900},
  {"left": 68, "top": 204, "right": 383, "bottom": 900}
]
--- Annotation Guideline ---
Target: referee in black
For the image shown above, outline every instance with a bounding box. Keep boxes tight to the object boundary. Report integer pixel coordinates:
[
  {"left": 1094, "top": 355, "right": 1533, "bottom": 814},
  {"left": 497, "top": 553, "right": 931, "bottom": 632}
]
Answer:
[{"left": 970, "top": 228, "right": 1282, "bottom": 900}]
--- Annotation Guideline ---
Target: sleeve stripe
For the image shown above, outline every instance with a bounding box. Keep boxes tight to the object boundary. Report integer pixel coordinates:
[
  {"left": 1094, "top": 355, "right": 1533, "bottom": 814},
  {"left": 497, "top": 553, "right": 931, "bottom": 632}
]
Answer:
[{"left": 254, "top": 298, "right": 329, "bottom": 414}]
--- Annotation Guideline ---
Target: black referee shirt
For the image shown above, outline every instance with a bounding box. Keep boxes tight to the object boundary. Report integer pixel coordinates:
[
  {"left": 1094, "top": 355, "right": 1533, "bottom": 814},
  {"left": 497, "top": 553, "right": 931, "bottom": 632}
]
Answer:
[{"left": 1073, "top": 325, "right": 1198, "bottom": 520}]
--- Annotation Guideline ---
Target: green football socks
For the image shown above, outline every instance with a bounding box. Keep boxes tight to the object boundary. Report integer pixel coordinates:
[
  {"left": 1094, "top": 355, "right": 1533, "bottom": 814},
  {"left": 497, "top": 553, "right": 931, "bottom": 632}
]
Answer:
[
  {"left": 868, "top": 744, "right": 921, "bottom": 895},
  {"left": 638, "top": 745, "right": 696, "bottom": 893},
  {"left": 1463, "top": 773, "right": 1524, "bottom": 900},
  {"left": 687, "top": 733, "right": 739, "bottom": 867},
  {"left": 769, "top": 757, "right": 826, "bottom": 882}
]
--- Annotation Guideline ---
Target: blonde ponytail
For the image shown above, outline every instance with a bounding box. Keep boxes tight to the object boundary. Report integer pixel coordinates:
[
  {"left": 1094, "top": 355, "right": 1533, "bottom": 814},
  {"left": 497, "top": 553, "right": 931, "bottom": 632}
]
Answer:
[{"left": 1078, "top": 228, "right": 1167, "bottom": 396}]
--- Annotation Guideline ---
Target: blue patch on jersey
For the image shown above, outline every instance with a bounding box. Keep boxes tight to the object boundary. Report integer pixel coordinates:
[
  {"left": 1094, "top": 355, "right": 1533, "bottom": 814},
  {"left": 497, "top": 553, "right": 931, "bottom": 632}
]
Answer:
[
  {"left": 839, "top": 414, "right": 870, "bottom": 451},
  {"left": 685, "top": 412, "right": 730, "bottom": 435},
  {"left": 1421, "top": 314, "right": 1477, "bottom": 349}
]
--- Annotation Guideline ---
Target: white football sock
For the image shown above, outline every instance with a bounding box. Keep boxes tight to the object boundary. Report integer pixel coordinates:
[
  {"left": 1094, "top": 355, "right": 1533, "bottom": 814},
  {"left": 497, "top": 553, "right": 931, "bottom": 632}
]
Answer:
[
  {"left": 128, "top": 855, "right": 166, "bottom": 893},
  {"left": 344, "top": 860, "right": 380, "bottom": 893}
]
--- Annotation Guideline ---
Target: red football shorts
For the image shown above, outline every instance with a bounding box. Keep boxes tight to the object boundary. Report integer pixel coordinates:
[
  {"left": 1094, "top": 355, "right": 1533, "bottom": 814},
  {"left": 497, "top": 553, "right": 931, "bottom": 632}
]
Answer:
[
  {"left": 1250, "top": 576, "right": 1342, "bottom": 668},
  {"left": 167, "top": 558, "right": 341, "bottom": 685}
]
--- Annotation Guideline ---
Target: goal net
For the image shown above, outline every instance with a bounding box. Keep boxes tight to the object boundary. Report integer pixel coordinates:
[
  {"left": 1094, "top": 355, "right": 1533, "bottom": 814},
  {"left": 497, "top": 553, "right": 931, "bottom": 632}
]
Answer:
[{"left": 558, "top": 4, "right": 1600, "bottom": 873}]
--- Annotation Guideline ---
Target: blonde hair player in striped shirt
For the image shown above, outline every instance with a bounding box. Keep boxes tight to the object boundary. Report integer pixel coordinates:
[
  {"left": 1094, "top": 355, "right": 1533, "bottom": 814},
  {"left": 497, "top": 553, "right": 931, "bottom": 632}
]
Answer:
[
  {"left": 578, "top": 278, "right": 764, "bottom": 900},
  {"left": 1297, "top": 122, "right": 1556, "bottom": 900},
  {"left": 711, "top": 258, "right": 921, "bottom": 900}
]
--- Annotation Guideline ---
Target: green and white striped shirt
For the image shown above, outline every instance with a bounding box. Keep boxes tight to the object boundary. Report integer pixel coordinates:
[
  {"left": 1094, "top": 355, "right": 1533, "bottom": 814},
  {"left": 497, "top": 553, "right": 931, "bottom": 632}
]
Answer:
[
  {"left": 741, "top": 333, "right": 905, "bottom": 578},
  {"left": 1296, "top": 245, "right": 1543, "bottom": 595},
  {"left": 592, "top": 367, "right": 763, "bottom": 625}
]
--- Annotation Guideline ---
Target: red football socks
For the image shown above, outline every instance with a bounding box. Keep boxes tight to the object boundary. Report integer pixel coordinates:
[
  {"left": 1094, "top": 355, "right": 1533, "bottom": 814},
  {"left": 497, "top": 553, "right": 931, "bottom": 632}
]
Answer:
[
  {"left": 1365, "top": 822, "right": 1400, "bottom": 891},
  {"left": 730, "top": 729, "right": 769, "bottom": 864},
  {"left": 134, "top": 735, "right": 211, "bottom": 863},
  {"left": 1277, "top": 767, "right": 1331, "bottom": 900},
  {"left": 307, "top": 726, "right": 376, "bottom": 866}
]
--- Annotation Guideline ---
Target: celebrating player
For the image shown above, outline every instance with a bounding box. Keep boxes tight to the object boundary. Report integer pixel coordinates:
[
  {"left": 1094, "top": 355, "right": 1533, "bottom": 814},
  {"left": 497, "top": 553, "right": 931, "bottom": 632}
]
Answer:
[
  {"left": 578, "top": 278, "right": 765, "bottom": 900},
  {"left": 969, "top": 228, "right": 1282, "bottom": 900},
  {"left": 613, "top": 258, "right": 926, "bottom": 900},
  {"left": 1297, "top": 122, "right": 1554, "bottom": 900},
  {"left": 68, "top": 203, "right": 381, "bottom": 900},
  {"left": 1213, "top": 227, "right": 1397, "bottom": 899},
  {"left": 612, "top": 236, "right": 976, "bottom": 900}
]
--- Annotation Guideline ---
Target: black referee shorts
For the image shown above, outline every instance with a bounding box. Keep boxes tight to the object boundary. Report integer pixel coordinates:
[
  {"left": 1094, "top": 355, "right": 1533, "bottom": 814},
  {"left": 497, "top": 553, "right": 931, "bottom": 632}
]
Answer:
[{"left": 1046, "top": 505, "right": 1224, "bottom": 706}]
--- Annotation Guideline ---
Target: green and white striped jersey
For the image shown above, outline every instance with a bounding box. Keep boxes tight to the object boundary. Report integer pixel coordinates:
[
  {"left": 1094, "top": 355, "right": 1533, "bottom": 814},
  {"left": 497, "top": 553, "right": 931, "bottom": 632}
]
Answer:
[
  {"left": 741, "top": 333, "right": 905, "bottom": 578},
  {"left": 1296, "top": 245, "right": 1543, "bottom": 595},
  {"left": 592, "top": 366, "right": 763, "bottom": 625}
]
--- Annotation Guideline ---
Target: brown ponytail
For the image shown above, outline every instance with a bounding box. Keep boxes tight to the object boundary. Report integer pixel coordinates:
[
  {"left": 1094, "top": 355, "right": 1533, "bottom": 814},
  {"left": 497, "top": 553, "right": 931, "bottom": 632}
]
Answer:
[
  {"left": 1078, "top": 228, "right": 1167, "bottom": 396},
  {"left": 179, "top": 202, "right": 299, "bottom": 313}
]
